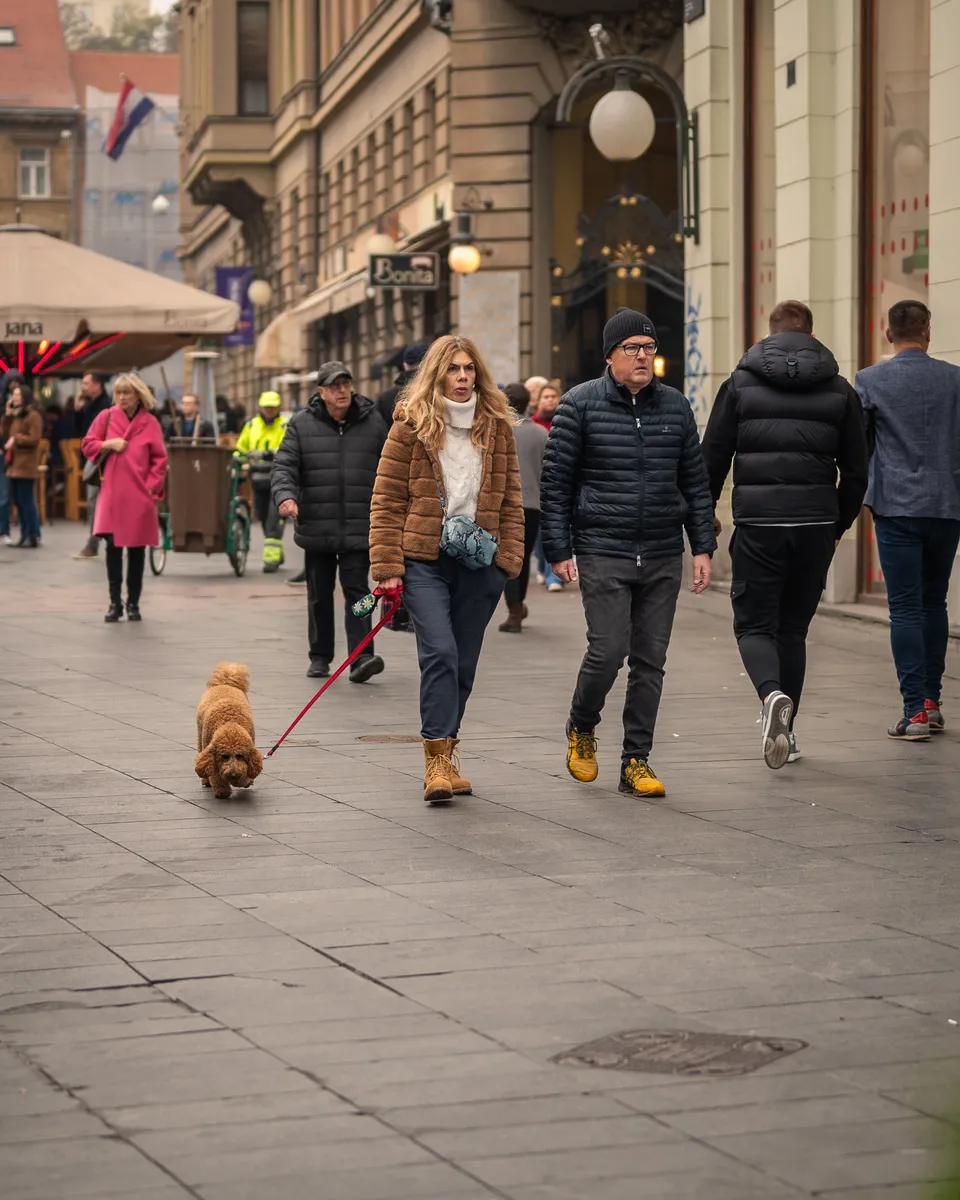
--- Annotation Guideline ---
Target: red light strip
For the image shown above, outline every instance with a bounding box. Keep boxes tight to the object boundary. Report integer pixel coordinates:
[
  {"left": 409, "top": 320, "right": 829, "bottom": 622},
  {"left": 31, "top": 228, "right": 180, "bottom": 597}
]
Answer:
[
  {"left": 31, "top": 341, "right": 62, "bottom": 374},
  {"left": 38, "top": 333, "right": 125, "bottom": 375},
  {"left": 0, "top": 355, "right": 9, "bottom": 372},
  {"left": 17, "top": 341, "right": 25, "bottom": 375}
]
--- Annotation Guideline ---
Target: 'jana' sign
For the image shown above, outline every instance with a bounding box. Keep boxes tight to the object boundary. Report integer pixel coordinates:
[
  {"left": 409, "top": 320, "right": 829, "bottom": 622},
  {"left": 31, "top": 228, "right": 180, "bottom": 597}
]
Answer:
[{"left": 368, "top": 253, "right": 439, "bottom": 291}]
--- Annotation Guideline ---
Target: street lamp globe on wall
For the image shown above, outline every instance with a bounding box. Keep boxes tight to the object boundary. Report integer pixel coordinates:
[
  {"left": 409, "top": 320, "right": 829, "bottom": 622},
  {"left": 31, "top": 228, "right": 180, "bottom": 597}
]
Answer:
[
  {"left": 247, "top": 278, "right": 273, "bottom": 307},
  {"left": 366, "top": 231, "right": 397, "bottom": 256},
  {"left": 589, "top": 71, "right": 657, "bottom": 163},
  {"left": 448, "top": 209, "right": 482, "bottom": 275},
  {"left": 151, "top": 194, "right": 171, "bottom": 215}
]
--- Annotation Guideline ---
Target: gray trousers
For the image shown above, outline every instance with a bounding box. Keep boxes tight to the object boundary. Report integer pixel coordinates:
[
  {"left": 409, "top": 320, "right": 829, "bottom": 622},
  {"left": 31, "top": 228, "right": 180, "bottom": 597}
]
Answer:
[{"left": 570, "top": 554, "right": 683, "bottom": 762}]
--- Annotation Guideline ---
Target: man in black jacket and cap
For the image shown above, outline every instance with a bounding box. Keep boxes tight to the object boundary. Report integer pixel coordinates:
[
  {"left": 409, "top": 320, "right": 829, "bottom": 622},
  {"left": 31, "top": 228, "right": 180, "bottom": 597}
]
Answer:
[
  {"left": 272, "top": 361, "right": 389, "bottom": 681},
  {"left": 702, "top": 300, "right": 868, "bottom": 769},
  {"left": 541, "top": 307, "right": 717, "bottom": 799},
  {"left": 376, "top": 341, "right": 429, "bottom": 426}
]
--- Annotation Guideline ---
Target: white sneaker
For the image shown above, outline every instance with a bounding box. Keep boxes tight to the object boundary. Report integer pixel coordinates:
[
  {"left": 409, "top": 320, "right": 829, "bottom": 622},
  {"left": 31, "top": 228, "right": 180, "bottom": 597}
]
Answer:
[
  {"left": 547, "top": 581, "right": 564, "bottom": 593},
  {"left": 535, "top": 570, "right": 545, "bottom": 585},
  {"left": 760, "top": 691, "right": 793, "bottom": 770},
  {"left": 1, "top": 534, "right": 13, "bottom": 547},
  {"left": 786, "top": 733, "right": 800, "bottom": 764}
]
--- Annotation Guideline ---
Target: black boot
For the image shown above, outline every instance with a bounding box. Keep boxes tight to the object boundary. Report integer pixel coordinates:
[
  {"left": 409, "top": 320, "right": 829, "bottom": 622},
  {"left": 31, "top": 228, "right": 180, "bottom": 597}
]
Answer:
[
  {"left": 126, "top": 601, "right": 141, "bottom": 622},
  {"left": 104, "top": 602, "right": 124, "bottom": 623}
]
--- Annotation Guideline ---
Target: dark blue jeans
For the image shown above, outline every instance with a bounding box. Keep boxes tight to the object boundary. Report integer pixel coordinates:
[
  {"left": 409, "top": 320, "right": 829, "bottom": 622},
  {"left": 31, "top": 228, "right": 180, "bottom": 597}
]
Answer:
[
  {"left": 0, "top": 458, "right": 9, "bottom": 536},
  {"left": 403, "top": 556, "right": 506, "bottom": 740},
  {"left": 873, "top": 515, "right": 960, "bottom": 715},
  {"left": 9, "top": 477, "right": 40, "bottom": 542}
]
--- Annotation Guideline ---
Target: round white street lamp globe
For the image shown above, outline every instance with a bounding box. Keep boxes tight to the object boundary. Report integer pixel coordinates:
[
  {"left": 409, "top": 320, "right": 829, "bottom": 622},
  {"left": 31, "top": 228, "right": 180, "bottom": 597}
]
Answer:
[
  {"left": 367, "top": 232, "right": 397, "bottom": 256},
  {"left": 247, "top": 278, "right": 273, "bottom": 307},
  {"left": 894, "top": 140, "right": 926, "bottom": 178},
  {"left": 151, "top": 194, "right": 171, "bottom": 215},
  {"left": 448, "top": 242, "right": 482, "bottom": 275},
  {"left": 589, "top": 74, "right": 657, "bottom": 163}
]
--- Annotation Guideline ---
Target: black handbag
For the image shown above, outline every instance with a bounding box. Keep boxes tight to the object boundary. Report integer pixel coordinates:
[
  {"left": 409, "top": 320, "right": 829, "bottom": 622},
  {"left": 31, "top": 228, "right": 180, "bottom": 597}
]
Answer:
[{"left": 82, "top": 410, "right": 113, "bottom": 487}]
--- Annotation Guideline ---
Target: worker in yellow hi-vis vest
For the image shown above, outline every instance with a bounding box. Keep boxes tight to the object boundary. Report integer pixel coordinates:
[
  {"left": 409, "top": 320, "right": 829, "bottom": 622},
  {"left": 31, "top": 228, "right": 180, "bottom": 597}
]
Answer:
[{"left": 234, "top": 392, "right": 290, "bottom": 572}]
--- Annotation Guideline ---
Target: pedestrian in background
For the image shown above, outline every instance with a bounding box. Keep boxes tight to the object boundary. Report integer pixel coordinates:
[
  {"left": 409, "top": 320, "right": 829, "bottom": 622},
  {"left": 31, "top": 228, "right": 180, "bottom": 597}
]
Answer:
[
  {"left": 542, "top": 307, "right": 716, "bottom": 799},
  {"left": 81, "top": 373, "right": 167, "bottom": 623},
  {"left": 164, "top": 393, "right": 216, "bottom": 442},
  {"left": 2, "top": 384, "right": 43, "bottom": 548},
  {"left": 0, "top": 373, "right": 23, "bottom": 546},
  {"left": 234, "top": 391, "right": 289, "bottom": 573},
  {"left": 529, "top": 382, "right": 566, "bottom": 592},
  {"left": 524, "top": 375, "right": 549, "bottom": 416},
  {"left": 73, "top": 373, "right": 112, "bottom": 560},
  {"left": 702, "top": 299, "right": 868, "bottom": 768},
  {"left": 531, "top": 382, "right": 561, "bottom": 431},
  {"left": 377, "top": 341, "right": 429, "bottom": 426},
  {"left": 273, "top": 362, "right": 387, "bottom": 682},
  {"left": 856, "top": 300, "right": 960, "bottom": 741},
  {"left": 370, "top": 335, "right": 523, "bottom": 804},
  {"left": 498, "top": 382, "right": 547, "bottom": 634}
]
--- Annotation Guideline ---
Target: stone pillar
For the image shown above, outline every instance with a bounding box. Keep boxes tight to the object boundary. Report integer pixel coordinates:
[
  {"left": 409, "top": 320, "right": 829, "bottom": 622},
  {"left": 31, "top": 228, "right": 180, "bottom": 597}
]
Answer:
[
  {"left": 928, "top": 0, "right": 960, "bottom": 623},
  {"left": 773, "top": 0, "right": 861, "bottom": 602}
]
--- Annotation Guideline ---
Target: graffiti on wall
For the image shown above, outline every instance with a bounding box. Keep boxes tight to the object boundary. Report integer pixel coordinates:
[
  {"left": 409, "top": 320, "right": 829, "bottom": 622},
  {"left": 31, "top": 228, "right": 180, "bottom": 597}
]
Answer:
[{"left": 684, "top": 285, "right": 709, "bottom": 425}]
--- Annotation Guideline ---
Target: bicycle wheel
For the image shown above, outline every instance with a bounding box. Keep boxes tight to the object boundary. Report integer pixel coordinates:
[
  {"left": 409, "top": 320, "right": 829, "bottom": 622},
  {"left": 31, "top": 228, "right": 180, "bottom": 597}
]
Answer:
[
  {"left": 229, "top": 515, "right": 248, "bottom": 577},
  {"left": 149, "top": 543, "right": 167, "bottom": 575}
]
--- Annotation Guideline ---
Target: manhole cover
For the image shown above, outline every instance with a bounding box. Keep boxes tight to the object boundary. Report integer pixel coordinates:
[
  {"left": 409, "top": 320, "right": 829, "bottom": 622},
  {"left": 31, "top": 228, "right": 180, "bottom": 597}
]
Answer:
[
  {"left": 552, "top": 1029, "right": 806, "bottom": 1077},
  {"left": 356, "top": 734, "right": 422, "bottom": 744}
]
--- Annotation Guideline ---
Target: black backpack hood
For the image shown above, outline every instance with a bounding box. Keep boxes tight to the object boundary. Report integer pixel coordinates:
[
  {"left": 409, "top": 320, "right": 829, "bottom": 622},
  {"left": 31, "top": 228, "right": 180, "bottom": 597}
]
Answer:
[{"left": 739, "top": 332, "right": 839, "bottom": 393}]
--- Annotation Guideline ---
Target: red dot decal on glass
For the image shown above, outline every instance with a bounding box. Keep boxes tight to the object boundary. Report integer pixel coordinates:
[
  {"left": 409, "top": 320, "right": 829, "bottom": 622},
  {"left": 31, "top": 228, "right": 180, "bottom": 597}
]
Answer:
[
  {"left": 881, "top": 205, "right": 885, "bottom": 217},
  {"left": 925, "top": 194, "right": 929, "bottom": 207},
  {"left": 914, "top": 235, "right": 919, "bottom": 250},
  {"left": 901, "top": 200, "right": 906, "bottom": 212},
  {"left": 880, "top": 280, "right": 885, "bottom": 292},
  {"left": 870, "top": 282, "right": 875, "bottom": 295},
  {"left": 914, "top": 197, "right": 919, "bottom": 211},
  {"left": 902, "top": 238, "right": 906, "bottom": 251},
  {"left": 924, "top": 273, "right": 929, "bottom": 287}
]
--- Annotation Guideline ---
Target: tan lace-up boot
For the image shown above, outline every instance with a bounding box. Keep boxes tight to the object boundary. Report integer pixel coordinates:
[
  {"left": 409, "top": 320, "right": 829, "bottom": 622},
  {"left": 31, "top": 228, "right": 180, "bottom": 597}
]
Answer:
[
  {"left": 423, "top": 739, "right": 454, "bottom": 803},
  {"left": 447, "top": 739, "right": 472, "bottom": 795}
]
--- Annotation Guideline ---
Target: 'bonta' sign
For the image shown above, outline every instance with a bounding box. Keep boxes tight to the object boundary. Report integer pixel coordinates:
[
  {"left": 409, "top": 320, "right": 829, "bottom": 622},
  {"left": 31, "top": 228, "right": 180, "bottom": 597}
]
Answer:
[
  {"left": 368, "top": 253, "right": 439, "bottom": 291},
  {"left": 5, "top": 321, "right": 44, "bottom": 339}
]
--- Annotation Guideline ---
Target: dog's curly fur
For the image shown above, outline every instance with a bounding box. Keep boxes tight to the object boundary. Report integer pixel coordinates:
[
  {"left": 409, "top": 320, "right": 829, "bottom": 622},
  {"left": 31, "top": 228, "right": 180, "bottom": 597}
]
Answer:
[{"left": 195, "top": 663, "right": 262, "bottom": 799}]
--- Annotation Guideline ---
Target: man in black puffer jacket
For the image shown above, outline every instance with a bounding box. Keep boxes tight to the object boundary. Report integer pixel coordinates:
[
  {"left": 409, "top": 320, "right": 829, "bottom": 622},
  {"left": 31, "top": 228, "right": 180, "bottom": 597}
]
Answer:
[
  {"left": 542, "top": 308, "right": 716, "bottom": 799},
  {"left": 272, "top": 361, "right": 388, "bottom": 682},
  {"left": 702, "top": 300, "right": 868, "bottom": 769}
]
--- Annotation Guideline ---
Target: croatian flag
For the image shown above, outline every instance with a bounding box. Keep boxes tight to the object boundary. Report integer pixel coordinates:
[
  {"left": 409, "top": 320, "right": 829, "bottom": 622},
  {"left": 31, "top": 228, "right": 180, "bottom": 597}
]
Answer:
[{"left": 105, "top": 80, "right": 155, "bottom": 161}]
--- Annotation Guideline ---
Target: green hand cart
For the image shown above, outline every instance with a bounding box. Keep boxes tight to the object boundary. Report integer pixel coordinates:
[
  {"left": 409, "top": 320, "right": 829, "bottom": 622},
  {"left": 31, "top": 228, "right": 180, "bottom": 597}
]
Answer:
[{"left": 149, "top": 442, "right": 251, "bottom": 577}]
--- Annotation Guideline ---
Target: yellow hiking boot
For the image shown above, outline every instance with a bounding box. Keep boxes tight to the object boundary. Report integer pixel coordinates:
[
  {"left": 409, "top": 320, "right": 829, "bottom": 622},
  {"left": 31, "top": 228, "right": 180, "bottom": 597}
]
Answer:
[
  {"left": 423, "top": 739, "right": 454, "bottom": 804},
  {"left": 566, "top": 721, "right": 599, "bottom": 783},
  {"left": 448, "top": 739, "right": 472, "bottom": 795},
  {"left": 619, "top": 758, "right": 665, "bottom": 799}
]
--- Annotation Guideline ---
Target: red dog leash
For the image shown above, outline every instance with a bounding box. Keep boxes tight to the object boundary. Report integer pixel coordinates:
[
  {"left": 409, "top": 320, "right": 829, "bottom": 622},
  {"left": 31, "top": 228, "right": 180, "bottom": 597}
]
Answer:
[{"left": 266, "top": 586, "right": 403, "bottom": 757}]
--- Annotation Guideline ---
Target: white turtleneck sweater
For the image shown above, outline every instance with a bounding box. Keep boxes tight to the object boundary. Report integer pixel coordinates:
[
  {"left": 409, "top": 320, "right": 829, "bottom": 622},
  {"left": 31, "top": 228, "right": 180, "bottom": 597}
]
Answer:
[{"left": 438, "top": 393, "right": 483, "bottom": 521}]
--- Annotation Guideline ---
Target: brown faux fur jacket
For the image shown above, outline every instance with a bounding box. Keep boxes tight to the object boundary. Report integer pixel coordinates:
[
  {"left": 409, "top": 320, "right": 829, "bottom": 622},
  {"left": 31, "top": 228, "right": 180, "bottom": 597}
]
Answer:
[{"left": 370, "top": 415, "right": 524, "bottom": 580}]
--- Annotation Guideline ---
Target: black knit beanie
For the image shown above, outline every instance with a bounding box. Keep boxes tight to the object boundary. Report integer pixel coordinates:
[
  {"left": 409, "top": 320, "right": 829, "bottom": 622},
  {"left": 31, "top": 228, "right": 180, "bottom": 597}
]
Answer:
[{"left": 603, "top": 307, "right": 658, "bottom": 359}]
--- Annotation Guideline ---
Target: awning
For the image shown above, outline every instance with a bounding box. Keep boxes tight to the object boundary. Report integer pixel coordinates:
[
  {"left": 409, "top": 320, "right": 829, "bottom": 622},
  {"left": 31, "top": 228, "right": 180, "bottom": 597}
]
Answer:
[
  {"left": 254, "top": 309, "right": 305, "bottom": 370},
  {"left": 0, "top": 224, "right": 239, "bottom": 343},
  {"left": 292, "top": 269, "right": 368, "bottom": 326}
]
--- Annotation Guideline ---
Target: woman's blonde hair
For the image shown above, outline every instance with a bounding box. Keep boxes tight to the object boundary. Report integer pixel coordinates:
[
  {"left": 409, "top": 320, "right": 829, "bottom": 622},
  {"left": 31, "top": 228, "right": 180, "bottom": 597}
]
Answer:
[
  {"left": 112, "top": 372, "right": 156, "bottom": 412},
  {"left": 395, "top": 335, "right": 515, "bottom": 450}
]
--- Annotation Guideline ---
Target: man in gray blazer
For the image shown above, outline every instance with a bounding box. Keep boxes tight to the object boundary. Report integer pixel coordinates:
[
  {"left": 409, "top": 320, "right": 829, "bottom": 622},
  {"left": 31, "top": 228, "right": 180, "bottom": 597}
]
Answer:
[{"left": 856, "top": 300, "right": 960, "bottom": 741}]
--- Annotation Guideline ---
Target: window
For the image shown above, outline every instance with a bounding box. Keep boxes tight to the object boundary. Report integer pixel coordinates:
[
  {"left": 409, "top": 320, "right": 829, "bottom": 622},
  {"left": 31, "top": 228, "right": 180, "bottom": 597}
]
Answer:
[
  {"left": 745, "top": 0, "right": 776, "bottom": 344},
  {"left": 237, "top": 1, "right": 269, "bottom": 116},
  {"left": 289, "top": 188, "right": 301, "bottom": 284},
  {"left": 384, "top": 117, "right": 395, "bottom": 205},
  {"left": 19, "top": 148, "right": 50, "bottom": 198},
  {"left": 0, "top": 25, "right": 16, "bottom": 45},
  {"left": 423, "top": 81, "right": 437, "bottom": 178},
  {"left": 401, "top": 100, "right": 414, "bottom": 193}
]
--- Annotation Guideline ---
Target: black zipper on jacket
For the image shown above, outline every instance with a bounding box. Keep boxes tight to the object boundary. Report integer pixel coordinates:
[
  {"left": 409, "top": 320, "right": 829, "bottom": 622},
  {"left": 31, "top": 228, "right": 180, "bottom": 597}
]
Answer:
[{"left": 338, "top": 424, "right": 346, "bottom": 530}]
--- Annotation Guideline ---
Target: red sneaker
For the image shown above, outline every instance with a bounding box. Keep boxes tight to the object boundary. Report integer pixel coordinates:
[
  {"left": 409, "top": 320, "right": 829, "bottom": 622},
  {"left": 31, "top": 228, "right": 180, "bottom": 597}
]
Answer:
[
  {"left": 888, "top": 711, "right": 931, "bottom": 741},
  {"left": 924, "top": 699, "right": 945, "bottom": 732}
]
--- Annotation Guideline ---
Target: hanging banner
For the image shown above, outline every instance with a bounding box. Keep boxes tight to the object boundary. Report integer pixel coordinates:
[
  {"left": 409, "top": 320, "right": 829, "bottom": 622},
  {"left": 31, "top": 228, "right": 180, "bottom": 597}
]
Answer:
[{"left": 216, "top": 266, "right": 255, "bottom": 347}]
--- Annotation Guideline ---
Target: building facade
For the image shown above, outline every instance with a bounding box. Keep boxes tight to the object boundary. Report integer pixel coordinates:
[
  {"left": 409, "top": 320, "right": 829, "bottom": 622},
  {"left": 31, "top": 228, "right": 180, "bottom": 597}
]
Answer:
[
  {"left": 176, "top": 0, "right": 690, "bottom": 406},
  {"left": 0, "top": 1, "right": 83, "bottom": 241},
  {"left": 686, "top": 0, "right": 960, "bottom": 621}
]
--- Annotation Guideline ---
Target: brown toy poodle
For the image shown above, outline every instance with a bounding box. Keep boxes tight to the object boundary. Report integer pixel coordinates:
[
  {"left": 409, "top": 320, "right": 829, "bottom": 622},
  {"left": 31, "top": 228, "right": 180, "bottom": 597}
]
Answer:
[{"left": 195, "top": 662, "right": 263, "bottom": 799}]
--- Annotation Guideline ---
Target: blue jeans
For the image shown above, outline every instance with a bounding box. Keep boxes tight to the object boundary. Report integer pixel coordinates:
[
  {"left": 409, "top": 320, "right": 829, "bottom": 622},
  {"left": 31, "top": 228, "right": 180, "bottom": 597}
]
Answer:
[
  {"left": 0, "top": 459, "right": 9, "bottom": 536},
  {"left": 403, "top": 556, "right": 506, "bottom": 740},
  {"left": 9, "top": 477, "right": 40, "bottom": 542},
  {"left": 873, "top": 515, "right": 960, "bottom": 715}
]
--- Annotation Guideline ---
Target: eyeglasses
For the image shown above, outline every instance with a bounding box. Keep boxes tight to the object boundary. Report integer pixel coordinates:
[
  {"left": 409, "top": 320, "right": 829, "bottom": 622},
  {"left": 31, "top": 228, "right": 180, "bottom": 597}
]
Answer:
[{"left": 617, "top": 340, "right": 658, "bottom": 357}]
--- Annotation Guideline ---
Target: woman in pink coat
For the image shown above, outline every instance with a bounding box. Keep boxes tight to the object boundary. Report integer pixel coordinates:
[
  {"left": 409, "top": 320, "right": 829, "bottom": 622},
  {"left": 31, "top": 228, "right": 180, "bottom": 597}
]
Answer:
[{"left": 82, "top": 373, "right": 167, "bottom": 623}]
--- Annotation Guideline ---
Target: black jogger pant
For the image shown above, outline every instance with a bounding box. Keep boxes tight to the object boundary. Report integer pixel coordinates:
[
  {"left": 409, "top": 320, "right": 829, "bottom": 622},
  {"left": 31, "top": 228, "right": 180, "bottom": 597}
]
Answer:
[
  {"left": 305, "top": 549, "right": 373, "bottom": 665},
  {"left": 505, "top": 508, "right": 541, "bottom": 607},
  {"left": 103, "top": 536, "right": 145, "bottom": 606},
  {"left": 730, "top": 524, "right": 837, "bottom": 721}
]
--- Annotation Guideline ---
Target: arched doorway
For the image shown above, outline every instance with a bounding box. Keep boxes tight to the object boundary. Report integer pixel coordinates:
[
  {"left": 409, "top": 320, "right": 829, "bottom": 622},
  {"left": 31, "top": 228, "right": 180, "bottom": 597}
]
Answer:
[{"left": 543, "top": 81, "right": 684, "bottom": 391}]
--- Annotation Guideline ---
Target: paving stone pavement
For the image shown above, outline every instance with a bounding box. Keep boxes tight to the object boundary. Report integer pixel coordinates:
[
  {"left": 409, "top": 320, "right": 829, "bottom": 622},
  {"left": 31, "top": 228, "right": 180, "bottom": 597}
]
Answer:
[{"left": 2, "top": 525, "right": 960, "bottom": 1199}]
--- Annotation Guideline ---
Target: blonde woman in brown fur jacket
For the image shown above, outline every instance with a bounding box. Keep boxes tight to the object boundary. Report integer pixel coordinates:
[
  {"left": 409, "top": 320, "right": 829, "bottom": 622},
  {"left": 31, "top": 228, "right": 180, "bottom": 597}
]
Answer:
[{"left": 370, "top": 334, "right": 524, "bottom": 804}]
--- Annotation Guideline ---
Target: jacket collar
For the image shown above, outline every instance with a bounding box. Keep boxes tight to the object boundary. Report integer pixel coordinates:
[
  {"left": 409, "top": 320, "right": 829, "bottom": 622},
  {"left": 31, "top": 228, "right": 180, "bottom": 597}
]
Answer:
[
  {"left": 604, "top": 367, "right": 659, "bottom": 408},
  {"left": 307, "top": 392, "right": 374, "bottom": 428}
]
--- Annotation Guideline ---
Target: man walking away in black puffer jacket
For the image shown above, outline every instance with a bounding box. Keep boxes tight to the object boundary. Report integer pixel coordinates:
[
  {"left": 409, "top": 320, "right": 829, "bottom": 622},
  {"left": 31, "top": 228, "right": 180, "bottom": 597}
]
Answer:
[
  {"left": 702, "top": 300, "right": 868, "bottom": 770},
  {"left": 272, "top": 361, "right": 389, "bottom": 682},
  {"left": 541, "top": 308, "right": 717, "bottom": 800}
]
